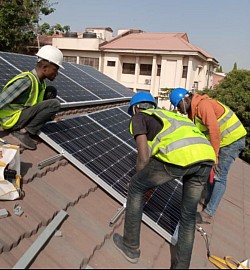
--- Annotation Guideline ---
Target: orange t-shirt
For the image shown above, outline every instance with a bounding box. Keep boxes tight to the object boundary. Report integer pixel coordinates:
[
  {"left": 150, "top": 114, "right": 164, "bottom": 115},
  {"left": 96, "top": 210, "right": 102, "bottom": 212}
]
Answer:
[{"left": 188, "top": 94, "right": 224, "bottom": 162}]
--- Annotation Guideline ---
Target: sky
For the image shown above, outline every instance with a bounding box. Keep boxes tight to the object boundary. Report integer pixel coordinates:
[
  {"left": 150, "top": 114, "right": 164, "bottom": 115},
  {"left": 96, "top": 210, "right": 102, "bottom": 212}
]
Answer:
[{"left": 41, "top": 0, "right": 250, "bottom": 73}]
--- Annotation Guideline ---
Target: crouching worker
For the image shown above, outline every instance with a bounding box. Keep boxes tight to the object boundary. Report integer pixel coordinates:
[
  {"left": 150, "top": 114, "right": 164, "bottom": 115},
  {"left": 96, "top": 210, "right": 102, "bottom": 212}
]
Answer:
[
  {"left": 112, "top": 92, "right": 216, "bottom": 269},
  {"left": 0, "top": 45, "right": 63, "bottom": 150}
]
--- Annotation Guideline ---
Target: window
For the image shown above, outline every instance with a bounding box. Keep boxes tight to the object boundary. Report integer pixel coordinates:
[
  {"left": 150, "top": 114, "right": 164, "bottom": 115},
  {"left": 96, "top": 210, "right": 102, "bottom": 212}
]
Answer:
[
  {"left": 140, "top": 64, "right": 152, "bottom": 76},
  {"left": 107, "top": 61, "right": 115, "bottom": 67},
  {"left": 122, "top": 63, "right": 135, "bottom": 74},
  {"left": 79, "top": 57, "right": 99, "bottom": 69},
  {"left": 63, "top": 56, "right": 77, "bottom": 63},
  {"left": 193, "top": 81, "right": 198, "bottom": 91},
  {"left": 182, "top": 66, "right": 188, "bottom": 78},
  {"left": 157, "top": 65, "right": 161, "bottom": 76}
]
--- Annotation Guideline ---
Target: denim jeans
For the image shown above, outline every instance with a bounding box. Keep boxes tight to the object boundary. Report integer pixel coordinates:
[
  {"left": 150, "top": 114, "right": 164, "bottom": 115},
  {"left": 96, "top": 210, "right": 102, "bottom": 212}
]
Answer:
[
  {"left": 205, "top": 137, "right": 246, "bottom": 216},
  {"left": 11, "top": 99, "right": 60, "bottom": 135},
  {"left": 123, "top": 158, "right": 213, "bottom": 269}
]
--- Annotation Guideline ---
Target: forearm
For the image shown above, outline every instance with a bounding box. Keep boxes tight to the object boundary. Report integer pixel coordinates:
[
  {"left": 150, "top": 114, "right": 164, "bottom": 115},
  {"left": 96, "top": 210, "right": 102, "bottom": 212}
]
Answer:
[{"left": 136, "top": 156, "right": 149, "bottom": 172}]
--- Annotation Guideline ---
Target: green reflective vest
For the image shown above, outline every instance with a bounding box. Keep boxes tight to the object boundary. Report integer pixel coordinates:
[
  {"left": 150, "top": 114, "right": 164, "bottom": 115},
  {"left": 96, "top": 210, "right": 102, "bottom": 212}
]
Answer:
[
  {"left": 130, "top": 109, "right": 216, "bottom": 167},
  {"left": 194, "top": 101, "right": 247, "bottom": 147},
  {"left": 0, "top": 72, "right": 46, "bottom": 129}
]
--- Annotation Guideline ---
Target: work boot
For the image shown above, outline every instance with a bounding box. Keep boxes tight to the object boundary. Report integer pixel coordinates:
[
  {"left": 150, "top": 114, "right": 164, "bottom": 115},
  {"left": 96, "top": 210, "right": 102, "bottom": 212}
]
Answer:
[
  {"left": 11, "top": 131, "right": 37, "bottom": 150},
  {"left": 113, "top": 233, "right": 140, "bottom": 263},
  {"left": 196, "top": 211, "right": 213, "bottom": 224}
]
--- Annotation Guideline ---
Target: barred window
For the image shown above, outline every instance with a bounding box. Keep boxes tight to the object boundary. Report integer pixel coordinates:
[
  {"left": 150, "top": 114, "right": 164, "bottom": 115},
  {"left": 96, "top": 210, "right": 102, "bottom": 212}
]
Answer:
[
  {"left": 63, "top": 56, "right": 77, "bottom": 63},
  {"left": 140, "top": 64, "right": 152, "bottom": 75},
  {"left": 182, "top": 66, "right": 188, "bottom": 78},
  {"left": 122, "top": 63, "right": 135, "bottom": 74},
  {"left": 157, "top": 65, "right": 161, "bottom": 76},
  {"left": 107, "top": 61, "right": 116, "bottom": 67},
  {"left": 79, "top": 57, "right": 99, "bottom": 69}
]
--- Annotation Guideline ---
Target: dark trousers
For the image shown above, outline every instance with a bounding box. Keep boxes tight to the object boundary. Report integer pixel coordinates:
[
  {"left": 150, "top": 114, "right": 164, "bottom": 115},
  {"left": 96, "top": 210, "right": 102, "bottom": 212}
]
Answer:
[
  {"left": 11, "top": 99, "right": 60, "bottom": 135},
  {"left": 123, "top": 158, "right": 213, "bottom": 269}
]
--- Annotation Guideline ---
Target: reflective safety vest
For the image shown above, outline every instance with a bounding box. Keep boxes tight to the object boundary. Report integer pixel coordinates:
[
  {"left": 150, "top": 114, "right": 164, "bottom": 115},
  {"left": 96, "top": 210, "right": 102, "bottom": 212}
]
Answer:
[
  {"left": 0, "top": 72, "right": 46, "bottom": 129},
  {"left": 130, "top": 109, "right": 216, "bottom": 167},
  {"left": 194, "top": 101, "right": 247, "bottom": 147}
]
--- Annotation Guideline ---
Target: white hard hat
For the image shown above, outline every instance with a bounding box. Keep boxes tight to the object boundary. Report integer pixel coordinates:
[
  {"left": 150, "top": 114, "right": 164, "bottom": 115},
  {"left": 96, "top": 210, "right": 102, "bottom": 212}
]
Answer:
[{"left": 36, "top": 45, "right": 64, "bottom": 69}]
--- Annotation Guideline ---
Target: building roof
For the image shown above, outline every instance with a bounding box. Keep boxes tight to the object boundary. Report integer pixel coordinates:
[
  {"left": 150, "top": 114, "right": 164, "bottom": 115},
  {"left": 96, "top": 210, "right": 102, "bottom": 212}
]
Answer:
[
  {"left": 0, "top": 112, "right": 249, "bottom": 269},
  {"left": 100, "top": 31, "right": 218, "bottom": 63}
]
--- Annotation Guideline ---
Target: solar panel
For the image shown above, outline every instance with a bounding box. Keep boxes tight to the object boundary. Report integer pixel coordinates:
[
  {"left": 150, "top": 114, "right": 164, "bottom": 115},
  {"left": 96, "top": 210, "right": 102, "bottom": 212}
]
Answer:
[
  {"left": 0, "top": 51, "right": 133, "bottom": 107},
  {"left": 0, "top": 57, "right": 22, "bottom": 88},
  {"left": 40, "top": 105, "right": 182, "bottom": 244}
]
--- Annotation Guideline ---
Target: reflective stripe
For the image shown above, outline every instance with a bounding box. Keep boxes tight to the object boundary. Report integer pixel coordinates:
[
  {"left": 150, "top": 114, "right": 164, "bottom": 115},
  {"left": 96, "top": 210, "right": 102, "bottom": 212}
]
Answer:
[
  {"left": 139, "top": 109, "right": 216, "bottom": 166},
  {"left": 159, "top": 137, "right": 211, "bottom": 155},
  {"left": 195, "top": 101, "right": 246, "bottom": 146},
  {"left": 151, "top": 110, "right": 196, "bottom": 151},
  {"left": 0, "top": 72, "right": 46, "bottom": 129},
  {"left": 221, "top": 120, "right": 242, "bottom": 139},
  {"left": 218, "top": 107, "right": 233, "bottom": 126}
]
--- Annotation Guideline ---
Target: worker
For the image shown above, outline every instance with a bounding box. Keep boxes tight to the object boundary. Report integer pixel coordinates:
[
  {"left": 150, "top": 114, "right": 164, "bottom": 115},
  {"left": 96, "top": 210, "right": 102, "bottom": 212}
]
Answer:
[
  {"left": 113, "top": 92, "right": 216, "bottom": 269},
  {"left": 169, "top": 88, "right": 246, "bottom": 224},
  {"left": 0, "top": 45, "right": 63, "bottom": 150}
]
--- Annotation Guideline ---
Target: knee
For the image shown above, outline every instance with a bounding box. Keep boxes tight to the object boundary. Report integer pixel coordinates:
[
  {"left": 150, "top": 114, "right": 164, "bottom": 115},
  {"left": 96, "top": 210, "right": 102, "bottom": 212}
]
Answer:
[{"left": 45, "top": 99, "right": 61, "bottom": 111}]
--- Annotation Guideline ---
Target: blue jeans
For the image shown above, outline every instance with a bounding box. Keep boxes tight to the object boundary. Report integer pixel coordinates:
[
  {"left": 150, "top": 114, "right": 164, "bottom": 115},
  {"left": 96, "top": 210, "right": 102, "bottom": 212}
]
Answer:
[
  {"left": 205, "top": 137, "right": 246, "bottom": 216},
  {"left": 123, "top": 158, "right": 213, "bottom": 269}
]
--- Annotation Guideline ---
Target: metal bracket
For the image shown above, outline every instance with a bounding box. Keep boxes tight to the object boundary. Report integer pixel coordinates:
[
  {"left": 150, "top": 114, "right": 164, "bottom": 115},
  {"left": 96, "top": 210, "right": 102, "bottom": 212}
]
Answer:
[
  {"left": 37, "top": 151, "right": 65, "bottom": 170},
  {"left": 109, "top": 202, "right": 126, "bottom": 227}
]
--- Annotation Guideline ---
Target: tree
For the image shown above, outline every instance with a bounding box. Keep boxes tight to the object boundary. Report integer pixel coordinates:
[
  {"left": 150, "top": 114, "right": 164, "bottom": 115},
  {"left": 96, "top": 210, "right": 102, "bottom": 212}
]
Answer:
[
  {"left": 199, "top": 69, "right": 250, "bottom": 164},
  {"left": 0, "top": 0, "right": 56, "bottom": 53},
  {"left": 233, "top": 62, "right": 238, "bottom": 71},
  {"left": 216, "top": 65, "right": 223, "bottom": 72}
]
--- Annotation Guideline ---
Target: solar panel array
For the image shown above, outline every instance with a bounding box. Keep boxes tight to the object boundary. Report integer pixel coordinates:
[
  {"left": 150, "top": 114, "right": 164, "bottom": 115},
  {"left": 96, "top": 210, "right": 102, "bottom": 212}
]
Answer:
[
  {"left": 0, "top": 51, "right": 133, "bottom": 107},
  {"left": 40, "top": 105, "right": 183, "bottom": 244},
  {"left": 0, "top": 50, "right": 183, "bottom": 244}
]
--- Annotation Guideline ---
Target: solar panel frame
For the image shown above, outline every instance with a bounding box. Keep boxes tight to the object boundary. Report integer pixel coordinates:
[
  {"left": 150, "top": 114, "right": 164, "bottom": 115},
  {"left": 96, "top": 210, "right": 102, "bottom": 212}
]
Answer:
[{"left": 40, "top": 106, "right": 183, "bottom": 245}]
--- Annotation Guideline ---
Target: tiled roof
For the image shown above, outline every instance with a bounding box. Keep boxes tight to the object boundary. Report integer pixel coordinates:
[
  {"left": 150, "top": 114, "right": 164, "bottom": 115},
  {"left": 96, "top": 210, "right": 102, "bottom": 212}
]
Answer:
[
  {"left": 100, "top": 32, "right": 215, "bottom": 59},
  {"left": 0, "top": 112, "right": 249, "bottom": 269}
]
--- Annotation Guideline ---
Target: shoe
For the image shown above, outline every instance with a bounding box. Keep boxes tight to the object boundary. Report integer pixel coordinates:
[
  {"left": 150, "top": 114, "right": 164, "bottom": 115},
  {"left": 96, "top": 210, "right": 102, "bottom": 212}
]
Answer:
[
  {"left": 113, "top": 233, "right": 140, "bottom": 264},
  {"left": 11, "top": 131, "right": 37, "bottom": 150},
  {"left": 196, "top": 211, "right": 213, "bottom": 224}
]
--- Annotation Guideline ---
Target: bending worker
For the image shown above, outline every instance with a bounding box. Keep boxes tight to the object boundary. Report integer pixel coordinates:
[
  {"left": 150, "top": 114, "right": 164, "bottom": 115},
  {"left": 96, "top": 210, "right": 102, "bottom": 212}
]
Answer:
[
  {"left": 169, "top": 88, "right": 246, "bottom": 224},
  {"left": 113, "top": 92, "right": 216, "bottom": 269},
  {"left": 0, "top": 45, "right": 63, "bottom": 150}
]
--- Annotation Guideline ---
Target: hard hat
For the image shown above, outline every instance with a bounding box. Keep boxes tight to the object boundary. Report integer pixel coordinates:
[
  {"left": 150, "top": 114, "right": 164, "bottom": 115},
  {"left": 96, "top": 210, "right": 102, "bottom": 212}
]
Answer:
[
  {"left": 169, "top": 88, "right": 189, "bottom": 107},
  {"left": 36, "top": 45, "right": 64, "bottom": 69},
  {"left": 128, "top": 92, "right": 157, "bottom": 115}
]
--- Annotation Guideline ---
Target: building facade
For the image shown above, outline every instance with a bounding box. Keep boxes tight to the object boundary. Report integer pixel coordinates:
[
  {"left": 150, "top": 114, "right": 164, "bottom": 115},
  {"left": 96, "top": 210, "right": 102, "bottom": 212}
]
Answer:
[{"left": 52, "top": 27, "right": 219, "bottom": 108}]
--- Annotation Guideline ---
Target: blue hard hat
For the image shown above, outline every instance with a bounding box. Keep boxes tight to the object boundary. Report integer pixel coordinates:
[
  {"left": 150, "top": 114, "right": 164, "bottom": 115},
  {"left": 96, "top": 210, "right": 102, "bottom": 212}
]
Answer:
[
  {"left": 128, "top": 92, "right": 157, "bottom": 115},
  {"left": 169, "top": 88, "right": 189, "bottom": 107}
]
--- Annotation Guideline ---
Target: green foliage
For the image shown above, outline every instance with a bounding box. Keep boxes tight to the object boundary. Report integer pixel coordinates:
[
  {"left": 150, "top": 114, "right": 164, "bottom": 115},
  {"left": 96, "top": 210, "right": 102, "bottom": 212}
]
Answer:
[
  {"left": 198, "top": 69, "right": 250, "bottom": 164},
  {"left": 0, "top": 0, "right": 56, "bottom": 53},
  {"left": 40, "top": 22, "right": 71, "bottom": 35},
  {"left": 216, "top": 65, "right": 223, "bottom": 72},
  {"left": 158, "top": 87, "right": 173, "bottom": 100},
  {"left": 233, "top": 62, "right": 238, "bottom": 71}
]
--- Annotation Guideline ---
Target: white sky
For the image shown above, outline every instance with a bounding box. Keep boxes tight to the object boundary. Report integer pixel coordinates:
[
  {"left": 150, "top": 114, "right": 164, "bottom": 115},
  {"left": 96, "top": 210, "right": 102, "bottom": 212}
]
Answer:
[{"left": 41, "top": 0, "right": 250, "bottom": 73}]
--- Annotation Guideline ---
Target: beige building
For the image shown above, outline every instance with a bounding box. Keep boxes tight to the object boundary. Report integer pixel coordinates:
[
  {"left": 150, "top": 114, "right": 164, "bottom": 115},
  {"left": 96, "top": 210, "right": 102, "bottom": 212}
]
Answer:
[{"left": 52, "top": 27, "right": 219, "bottom": 107}]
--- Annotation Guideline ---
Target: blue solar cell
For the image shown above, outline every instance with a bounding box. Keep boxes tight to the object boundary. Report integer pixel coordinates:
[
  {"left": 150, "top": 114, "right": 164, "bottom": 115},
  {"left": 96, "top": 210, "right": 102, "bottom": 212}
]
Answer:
[
  {"left": 0, "top": 57, "right": 21, "bottom": 88},
  {"left": 70, "top": 63, "right": 133, "bottom": 97},
  {"left": 41, "top": 106, "right": 182, "bottom": 244}
]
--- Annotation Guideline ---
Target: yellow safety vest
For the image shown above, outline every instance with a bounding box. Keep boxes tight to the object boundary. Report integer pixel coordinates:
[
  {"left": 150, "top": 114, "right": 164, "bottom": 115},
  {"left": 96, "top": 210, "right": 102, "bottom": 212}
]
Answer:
[
  {"left": 0, "top": 72, "right": 46, "bottom": 129},
  {"left": 130, "top": 109, "right": 216, "bottom": 167},
  {"left": 194, "top": 101, "right": 247, "bottom": 147}
]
